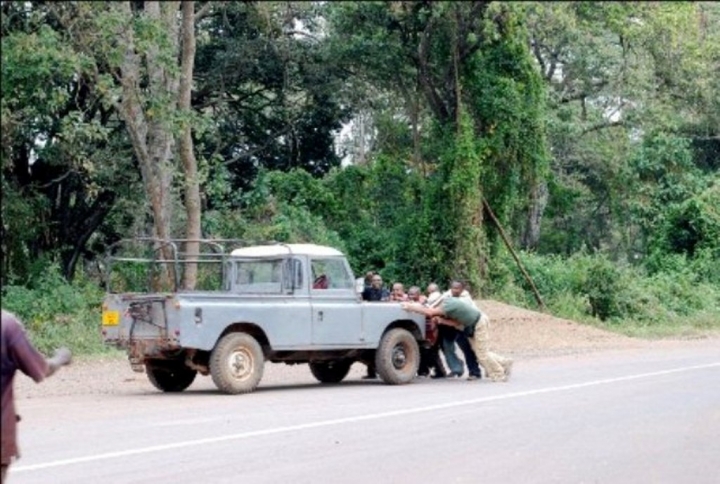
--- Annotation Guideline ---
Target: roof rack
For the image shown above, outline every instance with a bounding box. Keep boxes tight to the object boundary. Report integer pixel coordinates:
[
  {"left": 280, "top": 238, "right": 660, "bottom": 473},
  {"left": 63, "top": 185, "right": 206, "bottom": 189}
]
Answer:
[{"left": 103, "top": 238, "right": 283, "bottom": 292}]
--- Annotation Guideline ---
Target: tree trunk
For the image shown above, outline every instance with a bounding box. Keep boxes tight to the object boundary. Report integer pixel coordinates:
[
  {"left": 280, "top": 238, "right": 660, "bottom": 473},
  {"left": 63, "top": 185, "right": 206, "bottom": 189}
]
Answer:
[
  {"left": 179, "top": 0, "right": 201, "bottom": 290},
  {"left": 521, "top": 179, "right": 548, "bottom": 250},
  {"left": 61, "top": 190, "right": 117, "bottom": 282},
  {"left": 114, "top": 1, "right": 181, "bottom": 290}
]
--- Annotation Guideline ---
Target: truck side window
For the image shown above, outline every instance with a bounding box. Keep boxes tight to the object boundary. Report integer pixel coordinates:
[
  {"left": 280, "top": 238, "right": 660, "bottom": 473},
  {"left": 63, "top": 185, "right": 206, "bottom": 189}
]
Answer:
[{"left": 235, "top": 259, "right": 284, "bottom": 293}]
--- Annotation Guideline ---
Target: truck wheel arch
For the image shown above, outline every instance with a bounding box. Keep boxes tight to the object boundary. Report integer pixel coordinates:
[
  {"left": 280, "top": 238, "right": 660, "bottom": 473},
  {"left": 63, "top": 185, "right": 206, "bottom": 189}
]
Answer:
[
  {"left": 382, "top": 320, "right": 423, "bottom": 342},
  {"left": 218, "top": 322, "right": 271, "bottom": 355}
]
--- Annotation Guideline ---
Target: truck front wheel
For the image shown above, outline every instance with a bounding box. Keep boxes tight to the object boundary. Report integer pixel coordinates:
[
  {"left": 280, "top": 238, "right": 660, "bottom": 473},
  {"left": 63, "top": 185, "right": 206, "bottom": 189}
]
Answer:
[
  {"left": 309, "top": 360, "right": 352, "bottom": 383},
  {"left": 375, "top": 328, "right": 420, "bottom": 385},
  {"left": 210, "top": 332, "right": 265, "bottom": 394},
  {"left": 146, "top": 361, "right": 197, "bottom": 392}
]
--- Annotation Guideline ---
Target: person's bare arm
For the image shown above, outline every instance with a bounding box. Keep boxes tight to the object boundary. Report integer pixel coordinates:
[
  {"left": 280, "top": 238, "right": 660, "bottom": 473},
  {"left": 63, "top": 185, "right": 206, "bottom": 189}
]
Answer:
[
  {"left": 401, "top": 303, "right": 465, "bottom": 331},
  {"left": 46, "top": 347, "right": 72, "bottom": 377},
  {"left": 401, "top": 302, "right": 445, "bottom": 318}
]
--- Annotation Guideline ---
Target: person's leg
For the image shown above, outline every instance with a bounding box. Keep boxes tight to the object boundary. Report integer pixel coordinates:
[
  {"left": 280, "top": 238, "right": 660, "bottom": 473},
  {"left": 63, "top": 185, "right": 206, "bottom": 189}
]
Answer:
[
  {"left": 469, "top": 315, "right": 506, "bottom": 381},
  {"left": 364, "top": 361, "right": 377, "bottom": 379},
  {"left": 1, "top": 463, "right": 8, "bottom": 483},
  {"left": 438, "top": 325, "right": 463, "bottom": 376},
  {"left": 418, "top": 346, "right": 431, "bottom": 376},
  {"left": 489, "top": 351, "right": 513, "bottom": 379},
  {"left": 456, "top": 331, "right": 481, "bottom": 379},
  {"left": 429, "top": 343, "right": 447, "bottom": 377}
]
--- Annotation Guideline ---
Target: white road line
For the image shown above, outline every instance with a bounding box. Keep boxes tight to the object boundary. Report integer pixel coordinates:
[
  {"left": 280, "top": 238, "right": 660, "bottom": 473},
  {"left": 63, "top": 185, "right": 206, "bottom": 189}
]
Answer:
[
  {"left": 148, "top": 416, "right": 223, "bottom": 427},
  {"left": 14, "top": 362, "right": 720, "bottom": 473}
]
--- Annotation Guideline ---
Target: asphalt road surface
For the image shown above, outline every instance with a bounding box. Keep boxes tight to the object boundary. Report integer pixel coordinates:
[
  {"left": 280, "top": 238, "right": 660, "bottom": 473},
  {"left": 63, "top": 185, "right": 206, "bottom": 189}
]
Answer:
[{"left": 9, "top": 342, "right": 720, "bottom": 484}]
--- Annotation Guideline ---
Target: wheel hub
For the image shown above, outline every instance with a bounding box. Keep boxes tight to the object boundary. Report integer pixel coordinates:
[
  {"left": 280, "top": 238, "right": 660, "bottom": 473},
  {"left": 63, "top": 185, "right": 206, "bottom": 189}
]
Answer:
[
  {"left": 228, "top": 348, "right": 253, "bottom": 380},
  {"left": 391, "top": 344, "right": 407, "bottom": 369}
]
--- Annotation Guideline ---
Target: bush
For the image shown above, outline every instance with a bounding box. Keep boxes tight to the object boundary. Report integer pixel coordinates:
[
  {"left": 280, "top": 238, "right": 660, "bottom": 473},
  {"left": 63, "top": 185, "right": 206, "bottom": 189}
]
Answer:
[
  {"left": 583, "top": 256, "right": 629, "bottom": 321},
  {"left": 1, "top": 265, "right": 110, "bottom": 355},
  {"left": 494, "top": 248, "right": 720, "bottom": 335}
]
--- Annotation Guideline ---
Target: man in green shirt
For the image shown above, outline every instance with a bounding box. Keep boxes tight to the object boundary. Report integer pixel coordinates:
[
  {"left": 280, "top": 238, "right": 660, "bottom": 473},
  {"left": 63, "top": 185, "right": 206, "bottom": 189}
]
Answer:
[{"left": 401, "top": 281, "right": 512, "bottom": 382}]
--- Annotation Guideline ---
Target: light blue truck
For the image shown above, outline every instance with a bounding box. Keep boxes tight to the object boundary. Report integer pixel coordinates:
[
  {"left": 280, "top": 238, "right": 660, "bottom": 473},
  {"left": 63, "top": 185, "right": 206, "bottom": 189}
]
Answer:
[{"left": 101, "top": 239, "right": 426, "bottom": 394}]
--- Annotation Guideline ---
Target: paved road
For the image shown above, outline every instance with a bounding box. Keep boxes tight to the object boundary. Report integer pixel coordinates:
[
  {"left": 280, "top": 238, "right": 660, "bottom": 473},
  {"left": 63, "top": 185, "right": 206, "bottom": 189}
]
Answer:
[{"left": 9, "top": 342, "right": 720, "bottom": 484}]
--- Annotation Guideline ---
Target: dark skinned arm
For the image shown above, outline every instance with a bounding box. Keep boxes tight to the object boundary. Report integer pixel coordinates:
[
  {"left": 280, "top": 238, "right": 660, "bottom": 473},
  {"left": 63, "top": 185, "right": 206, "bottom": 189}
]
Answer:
[{"left": 400, "top": 302, "right": 464, "bottom": 331}]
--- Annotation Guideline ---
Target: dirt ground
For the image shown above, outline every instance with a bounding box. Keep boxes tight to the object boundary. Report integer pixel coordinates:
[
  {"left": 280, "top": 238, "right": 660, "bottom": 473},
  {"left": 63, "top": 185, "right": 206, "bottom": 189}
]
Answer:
[
  {"left": 14, "top": 300, "right": 719, "bottom": 399},
  {"left": 481, "top": 299, "right": 644, "bottom": 357}
]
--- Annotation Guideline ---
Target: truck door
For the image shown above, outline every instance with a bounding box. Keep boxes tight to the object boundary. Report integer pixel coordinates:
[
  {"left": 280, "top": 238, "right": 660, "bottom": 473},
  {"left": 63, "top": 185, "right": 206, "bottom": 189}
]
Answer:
[
  {"left": 228, "top": 256, "right": 313, "bottom": 348},
  {"left": 310, "top": 257, "right": 363, "bottom": 346}
]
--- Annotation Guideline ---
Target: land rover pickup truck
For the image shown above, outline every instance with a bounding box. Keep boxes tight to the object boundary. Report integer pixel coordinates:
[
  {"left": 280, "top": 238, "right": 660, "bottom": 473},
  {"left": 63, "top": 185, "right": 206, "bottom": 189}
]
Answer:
[{"left": 101, "top": 239, "right": 426, "bottom": 394}]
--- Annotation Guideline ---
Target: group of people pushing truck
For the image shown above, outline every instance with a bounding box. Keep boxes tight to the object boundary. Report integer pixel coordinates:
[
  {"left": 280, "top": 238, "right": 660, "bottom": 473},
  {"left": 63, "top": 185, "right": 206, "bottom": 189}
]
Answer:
[{"left": 359, "top": 272, "right": 513, "bottom": 383}]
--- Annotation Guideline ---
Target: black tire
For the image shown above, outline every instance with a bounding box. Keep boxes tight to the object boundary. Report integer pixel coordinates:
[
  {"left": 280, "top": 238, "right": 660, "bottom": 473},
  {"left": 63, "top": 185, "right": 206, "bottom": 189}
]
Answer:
[
  {"left": 309, "top": 360, "right": 352, "bottom": 383},
  {"left": 146, "top": 361, "right": 197, "bottom": 392},
  {"left": 375, "top": 328, "right": 420, "bottom": 385},
  {"left": 210, "top": 332, "right": 264, "bottom": 394}
]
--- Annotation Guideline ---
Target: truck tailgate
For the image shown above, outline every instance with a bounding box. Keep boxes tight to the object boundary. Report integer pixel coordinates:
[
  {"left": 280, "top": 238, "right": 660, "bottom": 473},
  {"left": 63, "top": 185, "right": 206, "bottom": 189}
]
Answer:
[{"left": 102, "top": 293, "right": 175, "bottom": 346}]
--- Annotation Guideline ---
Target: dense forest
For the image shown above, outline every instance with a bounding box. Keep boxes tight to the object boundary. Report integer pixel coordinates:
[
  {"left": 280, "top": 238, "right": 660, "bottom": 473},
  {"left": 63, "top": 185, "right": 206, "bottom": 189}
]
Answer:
[{"left": 1, "top": 1, "right": 718, "bottom": 352}]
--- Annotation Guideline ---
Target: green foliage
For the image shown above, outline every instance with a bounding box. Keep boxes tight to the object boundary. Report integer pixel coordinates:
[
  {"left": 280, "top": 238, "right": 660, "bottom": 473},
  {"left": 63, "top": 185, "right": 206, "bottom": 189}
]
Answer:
[
  {"left": 526, "top": 1, "right": 719, "bottom": 263},
  {"left": 466, "top": 4, "right": 550, "bottom": 202},
  {"left": 1, "top": 24, "right": 86, "bottom": 115},
  {"left": 1, "top": 2, "right": 139, "bottom": 284},
  {"left": 194, "top": 1, "right": 349, "bottom": 188},
  {"left": 497, "top": 249, "right": 720, "bottom": 335},
  {"left": 583, "top": 256, "right": 627, "bottom": 321},
  {"left": 435, "top": 112, "right": 486, "bottom": 291},
  {"left": 652, "top": 181, "right": 720, "bottom": 260},
  {"left": 1, "top": 265, "right": 108, "bottom": 355},
  {"left": 3, "top": 1, "right": 719, "bottom": 349},
  {"left": 203, "top": 168, "right": 346, "bottom": 253}
]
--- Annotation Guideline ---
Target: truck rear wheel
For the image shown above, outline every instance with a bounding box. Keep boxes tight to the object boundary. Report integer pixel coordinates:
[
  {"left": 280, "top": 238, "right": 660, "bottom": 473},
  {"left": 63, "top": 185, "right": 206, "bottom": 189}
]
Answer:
[
  {"left": 146, "top": 361, "right": 197, "bottom": 392},
  {"left": 210, "top": 332, "right": 264, "bottom": 394},
  {"left": 375, "top": 328, "right": 420, "bottom": 385},
  {"left": 309, "top": 360, "right": 352, "bottom": 383}
]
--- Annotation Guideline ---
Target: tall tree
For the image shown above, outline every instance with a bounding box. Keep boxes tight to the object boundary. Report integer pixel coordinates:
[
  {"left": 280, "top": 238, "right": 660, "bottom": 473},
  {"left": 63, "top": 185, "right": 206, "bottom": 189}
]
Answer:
[
  {"left": 112, "top": 1, "right": 180, "bottom": 272},
  {"left": 524, "top": 1, "right": 720, "bottom": 259},
  {"left": 179, "top": 1, "right": 201, "bottom": 289},
  {"left": 1, "top": 2, "right": 135, "bottom": 282},
  {"left": 102, "top": 1, "right": 205, "bottom": 287},
  {"left": 193, "top": 1, "right": 349, "bottom": 196},
  {"left": 326, "top": 1, "right": 549, "bottom": 290}
]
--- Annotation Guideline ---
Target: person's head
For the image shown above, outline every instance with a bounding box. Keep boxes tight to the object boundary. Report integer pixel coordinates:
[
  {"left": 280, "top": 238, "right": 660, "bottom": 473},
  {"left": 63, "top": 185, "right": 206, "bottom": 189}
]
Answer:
[
  {"left": 449, "top": 280, "right": 465, "bottom": 297},
  {"left": 365, "top": 271, "right": 375, "bottom": 283},
  {"left": 391, "top": 282, "right": 405, "bottom": 296},
  {"left": 427, "top": 282, "right": 439, "bottom": 294},
  {"left": 407, "top": 286, "right": 422, "bottom": 301},
  {"left": 371, "top": 274, "right": 383, "bottom": 288}
]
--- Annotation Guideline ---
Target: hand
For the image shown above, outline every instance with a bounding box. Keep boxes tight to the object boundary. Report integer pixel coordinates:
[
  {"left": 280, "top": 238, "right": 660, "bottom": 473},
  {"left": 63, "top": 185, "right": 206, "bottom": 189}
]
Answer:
[
  {"left": 401, "top": 302, "right": 412, "bottom": 311},
  {"left": 52, "top": 347, "right": 72, "bottom": 366}
]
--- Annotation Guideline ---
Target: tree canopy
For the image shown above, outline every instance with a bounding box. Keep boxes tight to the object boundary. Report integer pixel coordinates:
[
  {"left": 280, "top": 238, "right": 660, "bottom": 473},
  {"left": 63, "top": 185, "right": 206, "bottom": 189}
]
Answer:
[{"left": 2, "top": 1, "right": 718, "bottom": 316}]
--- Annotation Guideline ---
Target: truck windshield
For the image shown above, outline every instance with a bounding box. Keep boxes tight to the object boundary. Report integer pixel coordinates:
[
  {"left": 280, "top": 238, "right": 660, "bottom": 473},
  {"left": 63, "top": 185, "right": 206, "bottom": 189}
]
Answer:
[{"left": 310, "top": 257, "right": 354, "bottom": 290}]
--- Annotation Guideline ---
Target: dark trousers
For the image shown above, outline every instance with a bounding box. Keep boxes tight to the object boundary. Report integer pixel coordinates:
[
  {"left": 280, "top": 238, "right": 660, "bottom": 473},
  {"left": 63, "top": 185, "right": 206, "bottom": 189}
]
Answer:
[
  {"left": 365, "top": 361, "right": 376, "bottom": 378},
  {"left": 419, "top": 342, "right": 446, "bottom": 377},
  {"left": 455, "top": 330, "right": 481, "bottom": 378},
  {"left": 439, "top": 325, "right": 464, "bottom": 375}
]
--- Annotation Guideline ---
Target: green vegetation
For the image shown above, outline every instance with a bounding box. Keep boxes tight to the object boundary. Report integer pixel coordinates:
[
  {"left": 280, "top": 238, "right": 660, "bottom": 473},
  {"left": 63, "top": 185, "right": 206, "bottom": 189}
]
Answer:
[
  {"left": 1, "top": 266, "right": 114, "bottom": 355},
  {"left": 2, "top": 2, "right": 719, "bottom": 351},
  {"left": 493, "top": 249, "right": 720, "bottom": 338}
]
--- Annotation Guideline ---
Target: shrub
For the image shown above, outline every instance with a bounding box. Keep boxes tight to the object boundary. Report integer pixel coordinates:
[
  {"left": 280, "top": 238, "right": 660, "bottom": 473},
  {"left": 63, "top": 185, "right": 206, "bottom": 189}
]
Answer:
[
  {"left": 494, "top": 248, "right": 720, "bottom": 335},
  {"left": 583, "top": 256, "right": 628, "bottom": 321},
  {"left": 1, "top": 265, "right": 109, "bottom": 355}
]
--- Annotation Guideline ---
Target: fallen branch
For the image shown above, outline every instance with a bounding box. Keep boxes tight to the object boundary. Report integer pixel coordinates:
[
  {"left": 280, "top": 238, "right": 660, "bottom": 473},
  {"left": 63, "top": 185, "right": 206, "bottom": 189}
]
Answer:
[{"left": 483, "top": 197, "right": 548, "bottom": 313}]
